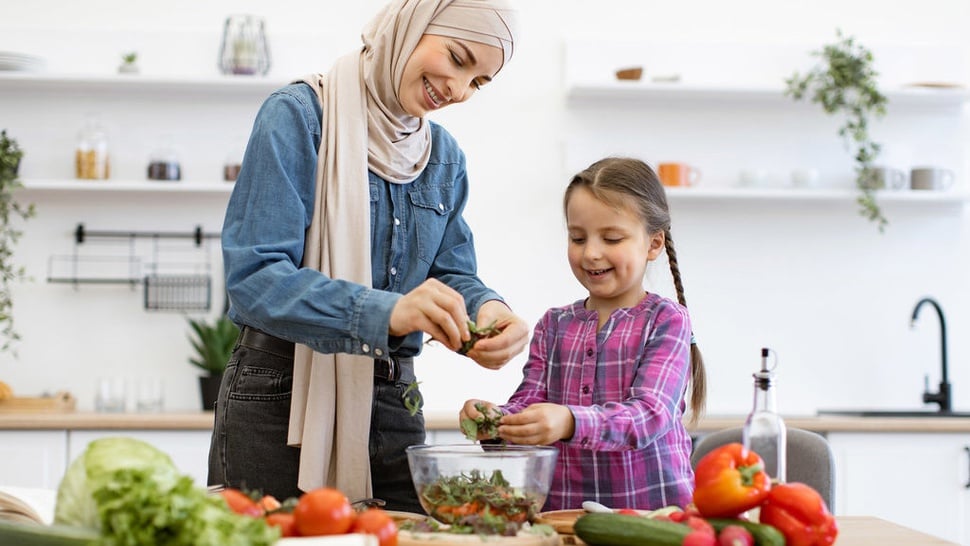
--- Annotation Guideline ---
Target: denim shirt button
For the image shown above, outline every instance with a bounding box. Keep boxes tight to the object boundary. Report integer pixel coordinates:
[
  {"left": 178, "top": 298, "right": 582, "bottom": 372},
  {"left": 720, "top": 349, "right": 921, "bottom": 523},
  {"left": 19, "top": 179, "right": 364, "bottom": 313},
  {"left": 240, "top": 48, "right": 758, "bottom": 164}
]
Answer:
[
  {"left": 362, "top": 343, "right": 370, "bottom": 353},
  {"left": 374, "top": 348, "right": 383, "bottom": 357},
  {"left": 394, "top": 217, "right": 401, "bottom": 226},
  {"left": 390, "top": 267, "right": 397, "bottom": 276},
  {"left": 438, "top": 203, "right": 444, "bottom": 211}
]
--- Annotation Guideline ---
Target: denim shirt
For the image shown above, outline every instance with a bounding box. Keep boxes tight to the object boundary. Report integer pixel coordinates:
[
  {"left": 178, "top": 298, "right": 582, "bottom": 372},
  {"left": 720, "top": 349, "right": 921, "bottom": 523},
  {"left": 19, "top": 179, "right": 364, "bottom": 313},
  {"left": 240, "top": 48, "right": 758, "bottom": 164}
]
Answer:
[{"left": 222, "top": 83, "right": 502, "bottom": 359}]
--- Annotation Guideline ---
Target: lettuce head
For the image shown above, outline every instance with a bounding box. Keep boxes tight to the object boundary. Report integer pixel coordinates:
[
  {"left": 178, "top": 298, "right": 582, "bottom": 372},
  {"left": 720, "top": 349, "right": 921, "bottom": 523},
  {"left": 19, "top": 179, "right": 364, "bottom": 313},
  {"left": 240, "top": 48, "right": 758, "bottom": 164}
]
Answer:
[{"left": 53, "top": 436, "right": 179, "bottom": 528}]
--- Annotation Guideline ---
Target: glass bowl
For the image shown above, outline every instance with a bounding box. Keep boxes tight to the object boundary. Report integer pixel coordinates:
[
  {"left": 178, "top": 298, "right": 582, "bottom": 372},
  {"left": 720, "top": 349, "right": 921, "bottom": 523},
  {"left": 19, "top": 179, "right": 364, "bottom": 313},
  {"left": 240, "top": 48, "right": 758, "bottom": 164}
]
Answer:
[{"left": 406, "top": 444, "right": 558, "bottom": 524}]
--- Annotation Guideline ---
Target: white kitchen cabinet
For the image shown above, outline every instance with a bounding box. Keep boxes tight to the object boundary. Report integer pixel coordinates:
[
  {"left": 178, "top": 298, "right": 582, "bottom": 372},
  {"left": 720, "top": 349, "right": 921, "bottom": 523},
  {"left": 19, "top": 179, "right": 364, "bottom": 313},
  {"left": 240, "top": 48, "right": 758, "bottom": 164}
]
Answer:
[
  {"left": 0, "top": 430, "right": 68, "bottom": 489},
  {"left": 68, "top": 430, "right": 213, "bottom": 486},
  {"left": 828, "top": 432, "right": 970, "bottom": 546}
]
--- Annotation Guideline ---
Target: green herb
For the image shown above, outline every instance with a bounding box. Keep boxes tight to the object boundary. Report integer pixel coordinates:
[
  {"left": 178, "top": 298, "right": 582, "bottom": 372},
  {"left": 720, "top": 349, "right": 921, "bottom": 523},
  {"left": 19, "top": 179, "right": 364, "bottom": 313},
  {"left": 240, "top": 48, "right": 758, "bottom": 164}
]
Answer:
[
  {"left": 403, "top": 380, "right": 423, "bottom": 416},
  {"left": 418, "top": 469, "right": 538, "bottom": 527},
  {"left": 459, "top": 320, "right": 503, "bottom": 355},
  {"left": 460, "top": 402, "right": 504, "bottom": 442},
  {"left": 785, "top": 29, "right": 889, "bottom": 231}
]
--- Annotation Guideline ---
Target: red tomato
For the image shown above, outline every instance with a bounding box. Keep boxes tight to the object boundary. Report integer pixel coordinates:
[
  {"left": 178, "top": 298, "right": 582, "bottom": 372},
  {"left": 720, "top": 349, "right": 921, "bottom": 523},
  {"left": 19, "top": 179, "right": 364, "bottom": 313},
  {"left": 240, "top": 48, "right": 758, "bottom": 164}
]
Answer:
[
  {"left": 265, "top": 512, "right": 300, "bottom": 537},
  {"left": 351, "top": 508, "right": 398, "bottom": 546},
  {"left": 294, "top": 487, "right": 356, "bottom": 536},
  {"left": 221, "top": 488, "right": 262, "bottom": 517}
]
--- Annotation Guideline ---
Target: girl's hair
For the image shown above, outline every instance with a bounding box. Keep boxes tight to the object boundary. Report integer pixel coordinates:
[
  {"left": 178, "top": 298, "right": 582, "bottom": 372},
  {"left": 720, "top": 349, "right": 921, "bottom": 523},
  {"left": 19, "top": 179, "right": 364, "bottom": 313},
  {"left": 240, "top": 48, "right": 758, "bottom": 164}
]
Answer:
[{"left": 563, "top": 157, "right": 707, "bottom": 423}]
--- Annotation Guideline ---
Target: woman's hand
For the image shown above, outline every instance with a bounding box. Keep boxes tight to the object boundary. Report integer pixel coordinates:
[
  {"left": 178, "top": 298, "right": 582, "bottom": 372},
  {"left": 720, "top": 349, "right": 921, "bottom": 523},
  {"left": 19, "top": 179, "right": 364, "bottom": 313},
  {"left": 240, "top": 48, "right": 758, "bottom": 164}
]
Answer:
[
  {"left": 465, "top": 300, "right": 529, "bottom": 370},
  {"left": 389, "top": 278, "right": 469, "bottom": 351},
  {"left": 498, "top": 403, "right": 574, "bottom": 446}
]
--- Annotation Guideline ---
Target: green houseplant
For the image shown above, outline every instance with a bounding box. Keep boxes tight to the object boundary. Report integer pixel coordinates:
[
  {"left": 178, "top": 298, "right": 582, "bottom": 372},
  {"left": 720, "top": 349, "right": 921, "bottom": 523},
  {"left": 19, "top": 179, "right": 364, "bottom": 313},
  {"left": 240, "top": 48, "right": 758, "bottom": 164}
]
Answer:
[
  {"left": 0, "top": 130, "right": 36, "bottom": 354},
  {"left": 785, "top": 30, "right": 889, "bottom": 231},
  {"left": 187, "top": 315, "right": 239, "bottom": 410}
]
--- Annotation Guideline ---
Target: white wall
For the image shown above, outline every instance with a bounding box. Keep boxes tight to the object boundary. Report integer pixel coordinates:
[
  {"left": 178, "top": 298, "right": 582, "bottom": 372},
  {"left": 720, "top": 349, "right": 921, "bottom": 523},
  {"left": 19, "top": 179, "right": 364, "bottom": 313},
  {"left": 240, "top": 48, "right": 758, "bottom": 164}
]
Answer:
[{"left": 1, "top": 0, "right": 968, "bottom": 418}]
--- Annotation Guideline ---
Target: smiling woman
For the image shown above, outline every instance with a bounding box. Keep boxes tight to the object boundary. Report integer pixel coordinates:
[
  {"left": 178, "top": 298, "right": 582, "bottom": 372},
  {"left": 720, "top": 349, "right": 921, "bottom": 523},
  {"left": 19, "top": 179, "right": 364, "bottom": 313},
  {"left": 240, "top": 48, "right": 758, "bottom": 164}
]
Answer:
[{"left": 210, "top": 0, "right": 527, "bottom": 515}]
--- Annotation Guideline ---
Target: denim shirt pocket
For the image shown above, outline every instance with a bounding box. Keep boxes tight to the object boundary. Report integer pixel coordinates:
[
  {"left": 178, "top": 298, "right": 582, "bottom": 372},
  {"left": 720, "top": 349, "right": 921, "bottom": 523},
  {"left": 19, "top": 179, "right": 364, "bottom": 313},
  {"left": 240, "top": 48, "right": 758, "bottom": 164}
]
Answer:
[{"left": 408, "top": 186, "right": 453, "bottom": 265}]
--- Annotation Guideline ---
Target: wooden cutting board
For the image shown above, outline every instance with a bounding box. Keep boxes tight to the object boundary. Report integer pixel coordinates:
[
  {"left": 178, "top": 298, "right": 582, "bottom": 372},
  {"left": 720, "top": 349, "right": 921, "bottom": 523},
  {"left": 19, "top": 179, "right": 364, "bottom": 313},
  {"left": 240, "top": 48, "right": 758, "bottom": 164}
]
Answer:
[
  {"left": 0, "top": 392, "right": 76, "bottom": 413},
  {"left": 390, "top": 512, "right": 560, "bottom": 546},
  {"left": 398, "top": 529, "right": 560, "bottom": 546}
]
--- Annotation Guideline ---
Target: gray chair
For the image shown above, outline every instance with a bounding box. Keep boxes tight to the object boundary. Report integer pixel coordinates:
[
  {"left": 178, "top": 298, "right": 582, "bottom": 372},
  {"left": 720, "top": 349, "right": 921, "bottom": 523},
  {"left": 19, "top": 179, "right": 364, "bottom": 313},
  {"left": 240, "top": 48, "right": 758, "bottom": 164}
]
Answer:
[{"left": 690, "top": 427, "right": 835, "bottom": 511}]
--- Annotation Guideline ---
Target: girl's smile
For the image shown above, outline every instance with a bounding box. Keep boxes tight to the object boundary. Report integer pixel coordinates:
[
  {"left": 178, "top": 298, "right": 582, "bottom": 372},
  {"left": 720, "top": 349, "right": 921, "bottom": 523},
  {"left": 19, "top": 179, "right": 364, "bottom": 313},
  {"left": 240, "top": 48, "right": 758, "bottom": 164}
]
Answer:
[{"left": 566, "top": 187, "right": 665, "bottom": 316}]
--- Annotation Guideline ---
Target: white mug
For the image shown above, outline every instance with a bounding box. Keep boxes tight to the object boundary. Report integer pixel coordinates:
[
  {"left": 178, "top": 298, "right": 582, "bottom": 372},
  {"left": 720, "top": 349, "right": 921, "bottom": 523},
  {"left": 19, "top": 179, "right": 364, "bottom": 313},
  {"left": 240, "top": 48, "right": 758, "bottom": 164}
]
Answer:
[
  {"left": 864, "top": 166, "right": 906, "bottom": 190},
  {"left": 910, "top": 167, "right": 955, "bottom": 191},
  {"left": 791, "top": 168, "right": 820, "bottom": 188}
]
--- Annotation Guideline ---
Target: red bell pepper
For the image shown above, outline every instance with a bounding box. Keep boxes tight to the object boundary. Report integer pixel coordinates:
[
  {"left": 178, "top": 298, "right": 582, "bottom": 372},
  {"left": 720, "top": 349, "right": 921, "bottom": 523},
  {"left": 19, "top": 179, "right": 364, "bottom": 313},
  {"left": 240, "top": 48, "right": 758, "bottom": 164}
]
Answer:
[
  {"left": 692, "top": 442, "right": 772, "bottom": 518},
  {"left": 758, "top": 482, "right": 838, "bottom": 546}
]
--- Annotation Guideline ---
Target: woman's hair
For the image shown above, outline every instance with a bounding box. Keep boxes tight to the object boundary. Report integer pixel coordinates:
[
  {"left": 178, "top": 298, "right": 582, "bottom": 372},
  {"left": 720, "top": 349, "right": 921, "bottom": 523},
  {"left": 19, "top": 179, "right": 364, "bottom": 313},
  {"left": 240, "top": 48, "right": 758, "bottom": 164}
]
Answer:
[{"left": 563, "top": 157, "right": 707, "bottom": 423}]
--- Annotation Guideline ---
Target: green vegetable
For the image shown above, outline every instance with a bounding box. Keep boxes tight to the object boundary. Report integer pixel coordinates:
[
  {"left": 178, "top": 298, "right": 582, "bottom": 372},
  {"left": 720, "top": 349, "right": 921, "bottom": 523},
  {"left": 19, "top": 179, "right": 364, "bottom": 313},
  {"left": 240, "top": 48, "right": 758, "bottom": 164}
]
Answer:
[
  {"left": 707, "top": 518, "right": 786, "bottom": 546},
  {"left": 93, "top": 467, "right": 278, "bottom": 546},
  {"left": 573, "top": 512, "right": 690, "bottom": 546},
  {"left": 0, "top": 520, "right": 98, "bottom": 546},
  {"left": 403, "top": 380, "right": 423, "bottom": 416},
  {"left": 460, "top": 402, "right": 504, "bottom": 441},
  {"left": 53, "top": 437, "right": 278, "bottom": 546},
  {"left": 54, "top": 437, "right": 180, "bottom": 528},
  {"left": 459, "top": 320, "right": 503, "bottom": 355}
]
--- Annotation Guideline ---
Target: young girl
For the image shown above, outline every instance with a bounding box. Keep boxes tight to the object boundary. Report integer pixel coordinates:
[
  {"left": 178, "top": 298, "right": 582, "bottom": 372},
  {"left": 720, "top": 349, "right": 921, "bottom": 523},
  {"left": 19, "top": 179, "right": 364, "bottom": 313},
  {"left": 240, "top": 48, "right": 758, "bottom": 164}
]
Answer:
[{"left": 462, "top": 157, "right": 706, "bottom": 511}]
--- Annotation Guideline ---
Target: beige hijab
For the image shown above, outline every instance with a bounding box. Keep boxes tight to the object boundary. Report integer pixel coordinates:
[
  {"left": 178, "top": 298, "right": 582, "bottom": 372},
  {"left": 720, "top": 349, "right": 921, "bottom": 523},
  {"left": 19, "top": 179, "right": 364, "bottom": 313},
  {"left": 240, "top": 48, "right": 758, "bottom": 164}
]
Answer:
[{"left": 290, "top": 0, "right": 518, "bottom": 501}]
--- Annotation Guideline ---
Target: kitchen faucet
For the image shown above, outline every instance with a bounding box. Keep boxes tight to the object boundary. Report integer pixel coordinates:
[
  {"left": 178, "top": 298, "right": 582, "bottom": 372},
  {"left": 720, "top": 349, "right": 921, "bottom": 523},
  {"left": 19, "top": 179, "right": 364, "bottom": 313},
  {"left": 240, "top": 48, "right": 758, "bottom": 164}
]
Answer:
[{"left": 911, "top": 297, "right": 951, "bottom": 413}]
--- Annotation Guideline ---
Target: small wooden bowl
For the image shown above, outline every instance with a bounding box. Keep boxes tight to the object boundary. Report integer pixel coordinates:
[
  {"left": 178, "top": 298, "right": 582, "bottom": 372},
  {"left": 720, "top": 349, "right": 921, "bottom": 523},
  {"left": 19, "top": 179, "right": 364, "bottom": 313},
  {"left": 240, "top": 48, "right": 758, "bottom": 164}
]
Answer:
[{"left": 614, "top": 67, "right": 644, "bottom": 81}]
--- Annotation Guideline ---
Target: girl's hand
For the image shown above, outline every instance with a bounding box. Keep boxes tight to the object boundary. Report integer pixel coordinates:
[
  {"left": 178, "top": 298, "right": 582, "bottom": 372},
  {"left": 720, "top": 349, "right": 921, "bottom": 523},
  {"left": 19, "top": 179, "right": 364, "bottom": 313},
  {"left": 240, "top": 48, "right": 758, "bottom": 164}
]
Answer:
[
  {"left": 389, "top": 278, "right": 469, "bottom": 351},
  {"left": 465, "top": 300, "right": 529, "bottom": 370},
  {"left": 459, "top": 399, "right": 502, "bottom": 441},
  {"left": 498, "top": 403, "right": 574, "bottom": 446}
]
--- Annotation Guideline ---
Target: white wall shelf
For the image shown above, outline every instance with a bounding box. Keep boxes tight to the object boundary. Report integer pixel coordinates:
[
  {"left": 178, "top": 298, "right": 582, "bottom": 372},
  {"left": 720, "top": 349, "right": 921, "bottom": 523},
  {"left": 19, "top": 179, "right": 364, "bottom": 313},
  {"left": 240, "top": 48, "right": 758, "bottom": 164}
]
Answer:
[
  {"left": 567, "top": 82, "right": 970, "bottom": 111},
  {"left": 664, "top": 186, "right": 969, "bottom": 205},
  {"left": 0, "top": 72, "right": 285, "bottom": 97},
  {"left": 19, "top": 178, "right": 235, "bottom": 194}
]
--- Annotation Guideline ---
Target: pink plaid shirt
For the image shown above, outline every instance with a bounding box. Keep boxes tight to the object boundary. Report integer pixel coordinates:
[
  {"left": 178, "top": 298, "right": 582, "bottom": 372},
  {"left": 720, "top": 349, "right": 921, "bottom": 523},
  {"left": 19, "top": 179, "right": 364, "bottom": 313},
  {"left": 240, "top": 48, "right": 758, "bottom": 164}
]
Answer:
[{"left": 500, "top": 293, "right": 694, "bottom": 511}]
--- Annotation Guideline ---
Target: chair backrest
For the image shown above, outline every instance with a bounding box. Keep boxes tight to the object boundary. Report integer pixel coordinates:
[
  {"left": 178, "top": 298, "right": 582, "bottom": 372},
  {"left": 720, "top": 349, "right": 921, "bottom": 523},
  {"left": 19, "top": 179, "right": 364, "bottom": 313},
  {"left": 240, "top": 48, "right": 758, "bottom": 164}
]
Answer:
[{"left": 690, "top": 427, "right": 836, "bottom": 511}]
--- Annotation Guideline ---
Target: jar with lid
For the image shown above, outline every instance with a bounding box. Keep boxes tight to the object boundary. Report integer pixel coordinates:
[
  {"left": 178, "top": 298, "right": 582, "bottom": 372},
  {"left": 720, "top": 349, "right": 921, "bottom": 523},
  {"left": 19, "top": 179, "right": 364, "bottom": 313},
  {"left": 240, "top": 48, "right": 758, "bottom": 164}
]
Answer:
[
  {"left": 75, "top": 114, "right": 110, "bottom": 180},
  {"left": 147, "top": 137, "right": 182, "bottom": 181}
]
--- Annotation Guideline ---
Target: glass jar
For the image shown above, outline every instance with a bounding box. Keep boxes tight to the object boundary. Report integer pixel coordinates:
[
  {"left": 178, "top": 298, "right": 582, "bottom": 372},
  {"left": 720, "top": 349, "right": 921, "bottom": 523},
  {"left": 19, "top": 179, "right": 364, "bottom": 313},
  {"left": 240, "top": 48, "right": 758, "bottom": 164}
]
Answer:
[
  {"left": 75, "top": 114, "right": 110, "bottom": 180},
  {"left": 147, "top": 137, "right": 182, "bottom": 181},
  {"left": 218, "top": 15, "right": 271, "bottom": 76}
]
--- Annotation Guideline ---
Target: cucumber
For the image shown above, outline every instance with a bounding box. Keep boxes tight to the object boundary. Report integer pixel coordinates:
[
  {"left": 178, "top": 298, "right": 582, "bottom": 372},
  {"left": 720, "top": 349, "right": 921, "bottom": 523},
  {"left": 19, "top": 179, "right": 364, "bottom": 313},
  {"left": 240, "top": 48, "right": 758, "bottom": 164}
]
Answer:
[
  {"left": 708, "top": 518, "right": 786, "bottom": 546},
  {"left": 573, "top": 512, "right": 690, "bottom": 546},
  {"left": 0, "top": 519, "right": 99, "bottom": 546}
]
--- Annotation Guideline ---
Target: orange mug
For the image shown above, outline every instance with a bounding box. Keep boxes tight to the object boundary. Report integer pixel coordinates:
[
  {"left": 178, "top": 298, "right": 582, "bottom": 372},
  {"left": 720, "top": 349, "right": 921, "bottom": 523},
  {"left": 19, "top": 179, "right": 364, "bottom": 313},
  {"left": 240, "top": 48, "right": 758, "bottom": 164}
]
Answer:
[{"left": 658, "top": 162, "right": 701, "bottom": 187}]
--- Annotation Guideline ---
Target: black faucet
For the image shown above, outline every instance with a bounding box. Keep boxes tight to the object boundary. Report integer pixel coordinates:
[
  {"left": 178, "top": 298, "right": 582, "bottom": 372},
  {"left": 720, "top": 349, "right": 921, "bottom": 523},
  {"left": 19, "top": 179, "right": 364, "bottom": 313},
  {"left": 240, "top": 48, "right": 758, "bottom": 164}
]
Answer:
[{"left": 911, "top": 297, "right": 951, "bottom": 413}]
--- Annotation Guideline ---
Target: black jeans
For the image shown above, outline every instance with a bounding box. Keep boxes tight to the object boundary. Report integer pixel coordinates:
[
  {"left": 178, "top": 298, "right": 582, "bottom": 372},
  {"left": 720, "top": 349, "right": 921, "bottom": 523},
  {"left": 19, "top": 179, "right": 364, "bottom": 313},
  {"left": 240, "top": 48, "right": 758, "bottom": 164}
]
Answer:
[{"left": 207, "top": 331, "right": 426, "bottom": 513}]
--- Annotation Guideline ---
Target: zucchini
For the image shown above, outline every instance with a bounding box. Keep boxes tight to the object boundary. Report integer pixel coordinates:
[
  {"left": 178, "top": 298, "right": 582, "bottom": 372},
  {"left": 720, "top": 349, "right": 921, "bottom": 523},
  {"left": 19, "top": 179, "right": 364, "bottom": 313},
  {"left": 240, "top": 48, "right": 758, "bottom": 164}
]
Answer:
[
  {"left": 0, "top": 519, "right": 99, "bottom": 546},
  {"left": 573, "top": 512, "right": 690, "bottom": 546},
  {"left": 708, "top": 518, "right": 786, "bottom": 546}
]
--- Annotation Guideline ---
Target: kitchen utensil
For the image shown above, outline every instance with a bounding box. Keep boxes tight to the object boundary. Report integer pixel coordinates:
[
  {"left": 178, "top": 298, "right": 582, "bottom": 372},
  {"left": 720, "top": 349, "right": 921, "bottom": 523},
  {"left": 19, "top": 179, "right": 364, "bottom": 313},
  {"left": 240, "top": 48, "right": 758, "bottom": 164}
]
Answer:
[
  {"left": 580, "top": 501, "right": 612, "bottom": 513},
  {"left": 143, "top": 274, "right": 212, "bottom": 312}
]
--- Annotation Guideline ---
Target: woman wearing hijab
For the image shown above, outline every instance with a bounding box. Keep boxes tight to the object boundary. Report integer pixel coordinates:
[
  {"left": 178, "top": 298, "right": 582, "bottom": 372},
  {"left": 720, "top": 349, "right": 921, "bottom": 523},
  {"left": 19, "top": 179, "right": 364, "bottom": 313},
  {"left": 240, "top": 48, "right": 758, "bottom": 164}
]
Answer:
[{"left": 208, "top": 0, "right": 527, "bottom": 513}]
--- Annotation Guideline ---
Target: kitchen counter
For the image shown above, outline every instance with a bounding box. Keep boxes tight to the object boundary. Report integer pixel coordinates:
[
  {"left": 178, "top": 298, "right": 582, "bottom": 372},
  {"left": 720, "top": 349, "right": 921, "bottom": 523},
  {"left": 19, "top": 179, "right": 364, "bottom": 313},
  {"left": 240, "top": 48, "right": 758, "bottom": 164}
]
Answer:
[{"left": 1, "top": 411, "right": 969, "bottom": 433}]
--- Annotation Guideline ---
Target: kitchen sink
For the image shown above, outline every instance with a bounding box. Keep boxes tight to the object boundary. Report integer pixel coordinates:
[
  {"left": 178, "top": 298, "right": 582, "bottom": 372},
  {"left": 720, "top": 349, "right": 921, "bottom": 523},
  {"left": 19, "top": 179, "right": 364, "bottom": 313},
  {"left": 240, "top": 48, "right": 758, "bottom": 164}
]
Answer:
[{"left": 817, "top": 409, "right": 970, "bottom": 418}]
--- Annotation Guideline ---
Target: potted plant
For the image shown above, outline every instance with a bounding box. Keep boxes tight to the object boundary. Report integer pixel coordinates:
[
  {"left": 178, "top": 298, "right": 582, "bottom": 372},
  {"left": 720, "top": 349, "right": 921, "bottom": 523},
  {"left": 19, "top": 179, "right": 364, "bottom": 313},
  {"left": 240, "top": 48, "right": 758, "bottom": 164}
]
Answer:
[
  {"left": 785, "top": 30, "right": 889, "bottom": 231},
  {"left": 187, "top": 315, "right": 239, "bottom": 410},
  {"left": 0, "top": 130, "right": 36, "bottom": 355},
  {"left": 118, "top": 51, "right": 139, "bottom": 74}
]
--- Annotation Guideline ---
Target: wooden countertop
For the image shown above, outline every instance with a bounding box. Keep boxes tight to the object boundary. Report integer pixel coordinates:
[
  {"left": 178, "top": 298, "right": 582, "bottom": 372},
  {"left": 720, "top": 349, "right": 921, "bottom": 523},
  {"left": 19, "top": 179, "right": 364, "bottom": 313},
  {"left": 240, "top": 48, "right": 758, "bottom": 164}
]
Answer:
[
  {"left": 1, "top": 411, "right": 970, "bottom": 433},
  {"left": 836, "top": 516, "right": 957, "bottom": 545}
]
